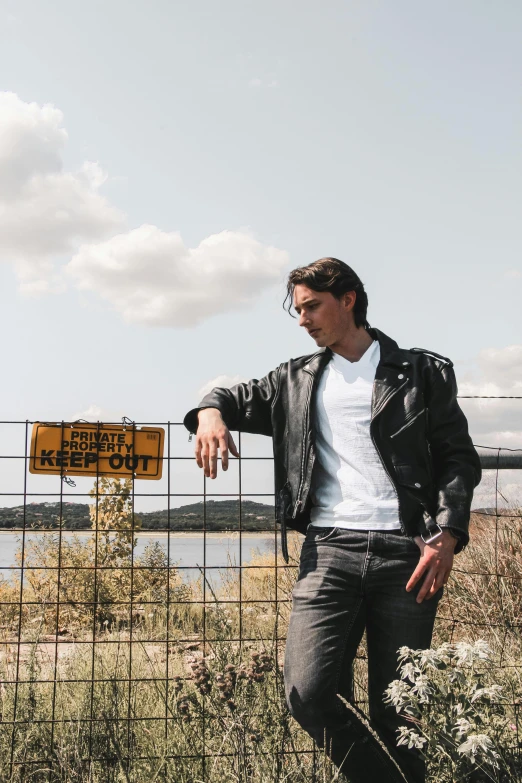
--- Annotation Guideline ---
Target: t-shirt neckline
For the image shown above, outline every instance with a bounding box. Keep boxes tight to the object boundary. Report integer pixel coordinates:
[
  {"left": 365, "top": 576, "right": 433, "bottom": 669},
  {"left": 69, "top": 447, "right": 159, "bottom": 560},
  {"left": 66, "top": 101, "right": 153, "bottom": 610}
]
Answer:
[{"left": 332, "top": 339, "right": 377, "bottom": 367}]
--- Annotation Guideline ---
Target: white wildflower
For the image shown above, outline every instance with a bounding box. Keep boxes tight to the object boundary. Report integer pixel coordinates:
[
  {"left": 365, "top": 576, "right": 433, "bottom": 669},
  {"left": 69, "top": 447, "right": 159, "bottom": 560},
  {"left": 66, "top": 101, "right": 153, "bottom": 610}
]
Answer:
[
  {"left": 384, "top": 679, "right": 411, "bottom": 711},
  {"left": 470, "top": 685, "right": 503, "bottom": 703},
  {"left": 458, "top": 734, "right": 499, "bottom": 765},
  {"left": 453, "top": 640, "right": 491, "bottom": 666},
  {"left": 452, "top": 642, "right": 476, "bottom": 666},
  {"left": 472, "top": 640, "right": 491, "bottom": 661},
  {"left": 453, "top": 718, "right": 473, "bottom": 737},
  {"left": 434, "top": 642, "right": 453, "bottom": 664},
  {"left": 400, "top": 662, "right": 419, "bottom": 683},
  {"left": 411, "top": 674, "right": 432, "bottom": 702},
  {"left": 397, "top": 726, "right": 427, "bottom": 750},
  {"left": 418, "top": 648, "right": 443, "bottom": 670},
  {"left": 448, "top": 668, "right": 467, "bottom": 686}
]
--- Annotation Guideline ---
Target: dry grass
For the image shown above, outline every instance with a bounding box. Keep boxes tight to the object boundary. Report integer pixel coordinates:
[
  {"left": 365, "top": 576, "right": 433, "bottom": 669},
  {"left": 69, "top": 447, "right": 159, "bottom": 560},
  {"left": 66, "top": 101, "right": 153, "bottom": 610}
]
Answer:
[{"left": 0, "top": 511, "right": 521, "bottom": 781}]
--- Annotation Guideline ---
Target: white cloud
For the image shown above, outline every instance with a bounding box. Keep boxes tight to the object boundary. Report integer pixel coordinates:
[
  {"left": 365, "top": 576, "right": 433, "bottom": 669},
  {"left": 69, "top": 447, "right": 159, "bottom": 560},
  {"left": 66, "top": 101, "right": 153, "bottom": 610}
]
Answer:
[
  {"left": 69, "top": 404, "right": 125, "bottom": 423},
  {"left": 66, "top": 224, "right": 289, "bottom": 327},
  {"left": 0, "top": 92, "right": 125, "bottom": 289},
  {"left": 476, "top": 345, "right": 522, "bottom": 386},
  {"left": 197, "top": 374, "right": 248, "bottom": 399},
  {"left": 504, "top": 268, "right": 521, "bottom": 279},
  {"left": 455, "top": 346, "right": 522, "bottom": 507},
  {"left": 69, "top": 404, "right": 106, "bottom": 422},
  {"left": 0, "top": 92, "right": 289, "bottom": 320},
  {"left": 457, "top": 344, "right": 522, "bottom": 450}
]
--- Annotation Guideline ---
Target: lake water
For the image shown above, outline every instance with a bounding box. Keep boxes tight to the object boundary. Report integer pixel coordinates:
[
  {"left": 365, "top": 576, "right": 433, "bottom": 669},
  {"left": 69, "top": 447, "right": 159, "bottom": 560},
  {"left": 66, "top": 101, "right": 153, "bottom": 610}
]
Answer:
[{"left": 0, "top": 531, "right": 277, "bottom": 584}]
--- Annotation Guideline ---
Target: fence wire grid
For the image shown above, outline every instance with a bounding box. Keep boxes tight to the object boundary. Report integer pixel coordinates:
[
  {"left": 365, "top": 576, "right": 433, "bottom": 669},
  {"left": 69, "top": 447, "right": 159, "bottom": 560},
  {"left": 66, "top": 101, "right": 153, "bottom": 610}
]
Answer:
[{"left": 0, "top": 411, "right": 520, "bottom": 782}]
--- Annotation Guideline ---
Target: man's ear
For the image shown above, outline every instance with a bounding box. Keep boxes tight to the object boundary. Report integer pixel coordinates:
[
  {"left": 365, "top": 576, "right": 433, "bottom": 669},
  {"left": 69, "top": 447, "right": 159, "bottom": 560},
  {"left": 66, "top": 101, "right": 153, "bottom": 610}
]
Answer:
[{"left": 343, "top": 290, "right": 356, "bottom": 311}]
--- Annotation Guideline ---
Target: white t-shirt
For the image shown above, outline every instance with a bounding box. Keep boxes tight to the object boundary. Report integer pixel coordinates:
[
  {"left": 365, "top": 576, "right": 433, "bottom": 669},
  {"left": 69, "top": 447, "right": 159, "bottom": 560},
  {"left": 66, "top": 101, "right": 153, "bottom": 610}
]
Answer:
[{"left": 309, "top": 339, "right": 401, "bottom": 530}]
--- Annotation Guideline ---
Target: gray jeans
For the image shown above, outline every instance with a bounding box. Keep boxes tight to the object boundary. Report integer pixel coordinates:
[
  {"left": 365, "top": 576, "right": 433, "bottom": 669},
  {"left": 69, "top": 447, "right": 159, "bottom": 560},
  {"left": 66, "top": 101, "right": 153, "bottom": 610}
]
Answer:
[{"left": 284, "top": 525, "right": 442, "bottom": 783}]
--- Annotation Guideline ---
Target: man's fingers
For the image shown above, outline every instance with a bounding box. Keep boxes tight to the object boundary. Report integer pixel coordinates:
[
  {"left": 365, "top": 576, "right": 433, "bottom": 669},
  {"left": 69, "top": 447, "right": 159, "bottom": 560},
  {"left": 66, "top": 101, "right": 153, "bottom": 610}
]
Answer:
[
  {"left": 425, "top": 580, "right": 444, "bottom": 601},
  {"left": 200, "top": 442, "right": 209, "bottom": 476},
  {"left": 200, "top": 440, "right": 215, "bottom": 478},
  {"left": 219, "top": 437, "right": 229, "bottom": 471},
  {"left": 227, "top": 433, "right": 240, "bottom": 459},
  {"left": 426, "top": 570, "right": 449, "bottom": 600},
  {"left": 415, "top": 568, "right": 437, "bottom": 603},
  {"left": 196, "top": 441, "right": 205, "bottom": 470},
  {"left": 406, "top": 559, "right": 428, "bottom": 592},
  {"left": 406, "top": 535, "right": 455, "bottom": 602},
  {"left": 194, "top": 428, "right": 240, "bottom": 479},
  {"left": 208, "top": 442, "right": 218, "bottom": 479},
  {"left": 417, "top": 565, "right": 450, "bottom": 602},
  {"left": 194, "top": 437, "right": 202, "bottom": 469}
]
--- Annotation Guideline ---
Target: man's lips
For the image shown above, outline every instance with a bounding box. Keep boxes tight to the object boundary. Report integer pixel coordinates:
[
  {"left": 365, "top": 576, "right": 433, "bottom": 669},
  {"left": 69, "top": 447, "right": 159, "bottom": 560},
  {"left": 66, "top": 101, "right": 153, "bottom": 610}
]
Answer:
[{"left": 308, "top": 329, "right": 320, "bottom": 336}]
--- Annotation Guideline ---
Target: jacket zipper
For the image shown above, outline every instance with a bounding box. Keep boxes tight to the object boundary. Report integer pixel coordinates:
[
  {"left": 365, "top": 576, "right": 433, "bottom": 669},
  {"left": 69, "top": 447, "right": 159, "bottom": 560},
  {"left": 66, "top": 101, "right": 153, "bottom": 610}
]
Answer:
[
  {"left": 270, "top": 363, "right": 284, "bottom": 412},
  {"left": 292, "top": 370, "right": 315, "bottom": 518},
  {"left": 372, "top": 378, "right": 408, "bottom": 420},
  {"left": 389, "top": 407, "right": 426, "bottom": 439},
  {"left": 425, "top": 408, "right": 434, "bottom": 482}
]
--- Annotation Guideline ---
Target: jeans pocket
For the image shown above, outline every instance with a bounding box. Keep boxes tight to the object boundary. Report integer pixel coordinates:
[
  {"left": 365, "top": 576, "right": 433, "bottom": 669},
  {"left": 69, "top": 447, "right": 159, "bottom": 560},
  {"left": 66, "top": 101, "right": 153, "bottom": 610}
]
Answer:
[
  {"left": 405, "top": 534, "right": 422, "bottom": 552},
  {"left": 306, "top": 525, "right": 338, "bottom": 543}
]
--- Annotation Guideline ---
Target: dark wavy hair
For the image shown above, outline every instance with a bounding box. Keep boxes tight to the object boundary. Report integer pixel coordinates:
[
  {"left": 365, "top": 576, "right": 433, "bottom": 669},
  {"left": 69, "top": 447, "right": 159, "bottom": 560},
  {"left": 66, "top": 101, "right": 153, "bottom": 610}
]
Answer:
[{"left": 282, "top": 257, "right": 370, "bottom": 329}]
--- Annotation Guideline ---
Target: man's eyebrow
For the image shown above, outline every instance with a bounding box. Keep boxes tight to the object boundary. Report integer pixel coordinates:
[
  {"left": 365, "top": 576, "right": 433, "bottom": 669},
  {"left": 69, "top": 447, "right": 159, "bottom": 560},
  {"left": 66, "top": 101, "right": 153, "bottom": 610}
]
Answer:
[{"left": 294, "top": 299, "right": 319, "bottom": 312}]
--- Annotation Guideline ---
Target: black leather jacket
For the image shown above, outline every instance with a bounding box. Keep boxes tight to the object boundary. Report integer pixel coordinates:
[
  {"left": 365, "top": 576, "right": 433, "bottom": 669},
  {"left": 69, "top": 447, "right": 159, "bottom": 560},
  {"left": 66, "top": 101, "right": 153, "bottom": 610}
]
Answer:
[{"left": 183, "top": 327, "right": 482, "bottom": 562}]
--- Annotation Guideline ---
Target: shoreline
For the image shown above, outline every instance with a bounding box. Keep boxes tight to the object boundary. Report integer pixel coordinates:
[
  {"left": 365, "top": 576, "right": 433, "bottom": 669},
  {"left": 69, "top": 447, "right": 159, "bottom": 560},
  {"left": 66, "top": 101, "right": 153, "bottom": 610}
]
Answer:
[{"left": 0, "top": 529, "right": 279, "bottom": 538}]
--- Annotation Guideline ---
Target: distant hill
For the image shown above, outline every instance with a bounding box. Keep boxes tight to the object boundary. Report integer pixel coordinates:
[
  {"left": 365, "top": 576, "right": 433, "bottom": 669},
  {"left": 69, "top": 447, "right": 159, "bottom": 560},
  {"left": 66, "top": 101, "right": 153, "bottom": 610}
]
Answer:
[
  {"left": 0, "top": 499, "right": 275, "bottom": 532},
  {"left": 1, "top": 502, "right": 507, "bottom": 533}
]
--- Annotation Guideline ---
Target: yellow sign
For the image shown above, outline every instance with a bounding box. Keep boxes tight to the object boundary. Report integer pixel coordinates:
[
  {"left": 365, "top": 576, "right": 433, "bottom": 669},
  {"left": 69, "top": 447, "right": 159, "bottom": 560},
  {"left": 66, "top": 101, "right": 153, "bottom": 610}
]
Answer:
[{"left": 29, "top": 423, "right": 164, "bottom": 480}]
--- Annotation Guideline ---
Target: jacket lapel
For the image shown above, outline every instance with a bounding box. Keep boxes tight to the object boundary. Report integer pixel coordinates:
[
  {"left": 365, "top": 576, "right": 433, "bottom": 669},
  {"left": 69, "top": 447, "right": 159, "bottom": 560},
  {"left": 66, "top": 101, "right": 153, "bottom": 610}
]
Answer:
[{"left": 368, "top": 327, "right": 411, "bottom": 421}]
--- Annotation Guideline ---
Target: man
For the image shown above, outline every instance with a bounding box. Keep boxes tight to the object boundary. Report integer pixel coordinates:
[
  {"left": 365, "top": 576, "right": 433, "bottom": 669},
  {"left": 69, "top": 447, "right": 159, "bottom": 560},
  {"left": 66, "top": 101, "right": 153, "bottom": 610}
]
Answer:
[{"left": 183, "top": 257, "right": 481, "bottom": 783}]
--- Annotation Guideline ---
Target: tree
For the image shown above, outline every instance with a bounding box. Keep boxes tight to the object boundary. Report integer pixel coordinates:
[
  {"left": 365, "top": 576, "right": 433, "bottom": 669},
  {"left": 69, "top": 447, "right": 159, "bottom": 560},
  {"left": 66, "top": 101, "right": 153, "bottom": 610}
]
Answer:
[{"left": 89, "top": 477, "right": 141, "bottom": 565}]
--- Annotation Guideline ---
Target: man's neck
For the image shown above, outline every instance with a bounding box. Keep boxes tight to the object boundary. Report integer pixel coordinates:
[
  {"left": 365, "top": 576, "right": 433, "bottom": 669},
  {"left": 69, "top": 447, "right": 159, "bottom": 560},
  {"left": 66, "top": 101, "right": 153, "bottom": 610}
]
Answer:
[{"left": 329, "top": 327, "right": 374, "bottom": 363}]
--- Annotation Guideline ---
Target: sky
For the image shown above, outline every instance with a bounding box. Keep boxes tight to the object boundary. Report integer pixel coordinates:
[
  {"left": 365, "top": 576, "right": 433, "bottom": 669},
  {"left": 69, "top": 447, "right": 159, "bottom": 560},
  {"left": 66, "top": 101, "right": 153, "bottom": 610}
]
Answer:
[{"left": 0, "top": 0, "right": 521, "bottom": 511}]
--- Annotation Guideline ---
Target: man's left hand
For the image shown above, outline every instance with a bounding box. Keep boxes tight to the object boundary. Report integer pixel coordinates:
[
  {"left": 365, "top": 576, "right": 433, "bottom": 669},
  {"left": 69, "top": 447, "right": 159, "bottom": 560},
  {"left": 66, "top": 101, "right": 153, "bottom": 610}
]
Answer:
[{"left": 406, "top": 530, "right": 457, "bottom": 603}]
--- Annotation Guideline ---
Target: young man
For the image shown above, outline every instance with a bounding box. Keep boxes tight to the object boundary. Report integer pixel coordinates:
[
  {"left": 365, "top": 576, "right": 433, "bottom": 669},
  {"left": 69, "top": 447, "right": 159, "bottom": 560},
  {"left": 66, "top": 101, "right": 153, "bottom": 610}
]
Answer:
[{"left": 183, "top": 258, "right": 481, "bottom": 783}]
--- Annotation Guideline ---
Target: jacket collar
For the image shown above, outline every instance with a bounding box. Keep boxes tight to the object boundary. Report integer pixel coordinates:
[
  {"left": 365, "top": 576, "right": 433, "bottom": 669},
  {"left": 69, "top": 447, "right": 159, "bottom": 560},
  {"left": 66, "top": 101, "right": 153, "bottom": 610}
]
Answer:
[
  {"left": 302, "top": 326, "right": 408, "bottom": 376},
  {"left": 367, "top": 327, "right": 410, "bottom": 368}
]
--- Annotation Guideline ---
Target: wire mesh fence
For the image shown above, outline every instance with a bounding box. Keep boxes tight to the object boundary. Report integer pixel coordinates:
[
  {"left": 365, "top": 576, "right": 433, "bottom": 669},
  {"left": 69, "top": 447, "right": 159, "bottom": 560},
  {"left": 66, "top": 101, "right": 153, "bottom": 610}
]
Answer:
[{"left": 0, "top": 416, "right": 520, "bottom": 781}]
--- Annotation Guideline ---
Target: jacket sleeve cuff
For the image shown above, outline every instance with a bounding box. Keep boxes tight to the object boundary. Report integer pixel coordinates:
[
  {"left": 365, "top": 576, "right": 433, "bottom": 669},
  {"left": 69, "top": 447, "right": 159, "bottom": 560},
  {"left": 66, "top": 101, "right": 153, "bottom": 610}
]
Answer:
[
  {"left": 439, "top": 524, "right": 468, "bottom": 554},
  {"left": 183, "top": 406, "right": 223, "bottom": 435}
]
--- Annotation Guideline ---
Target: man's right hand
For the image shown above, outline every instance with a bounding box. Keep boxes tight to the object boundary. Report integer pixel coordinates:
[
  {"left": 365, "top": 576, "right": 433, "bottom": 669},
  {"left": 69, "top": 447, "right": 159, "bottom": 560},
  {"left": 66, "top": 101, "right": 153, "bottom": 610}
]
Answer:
[{"left": 194, "top": 408, "right": 240, "bottom": 479}]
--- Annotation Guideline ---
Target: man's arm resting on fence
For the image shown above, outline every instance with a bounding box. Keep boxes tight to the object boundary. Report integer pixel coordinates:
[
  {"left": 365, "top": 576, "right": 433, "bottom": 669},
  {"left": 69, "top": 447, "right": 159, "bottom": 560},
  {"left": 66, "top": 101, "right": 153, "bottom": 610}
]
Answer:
[{"left": 183, "top": 366, "right": 281, "bottom": 478}]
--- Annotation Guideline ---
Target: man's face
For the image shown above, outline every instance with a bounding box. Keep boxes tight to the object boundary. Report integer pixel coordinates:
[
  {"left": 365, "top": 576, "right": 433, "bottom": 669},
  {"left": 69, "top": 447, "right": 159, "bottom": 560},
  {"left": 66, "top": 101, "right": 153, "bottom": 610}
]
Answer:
[{"left": 293, "top": 284, "right": 355, "bottom": 346}]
